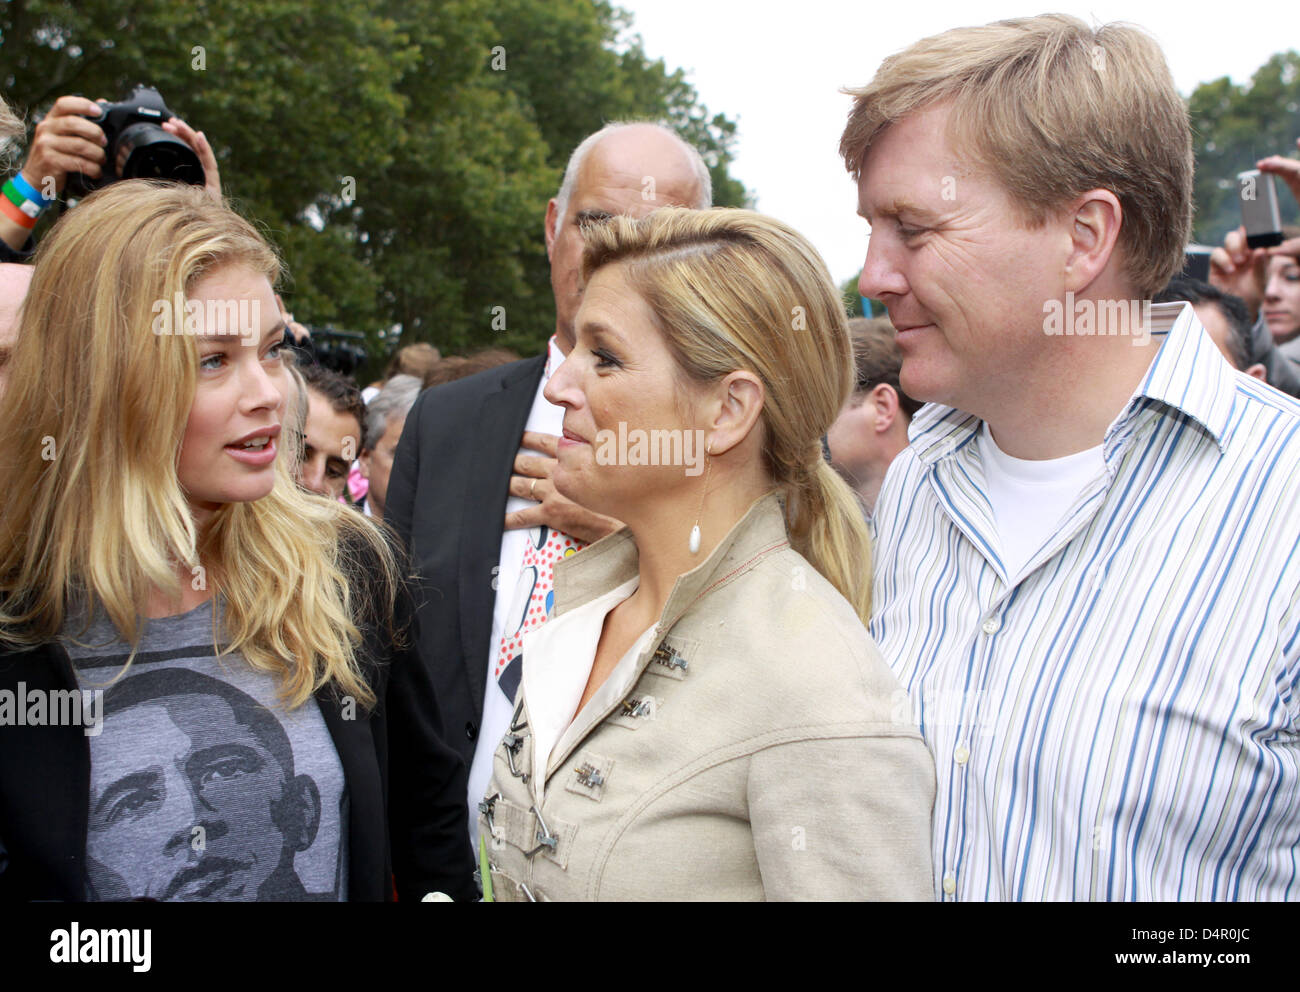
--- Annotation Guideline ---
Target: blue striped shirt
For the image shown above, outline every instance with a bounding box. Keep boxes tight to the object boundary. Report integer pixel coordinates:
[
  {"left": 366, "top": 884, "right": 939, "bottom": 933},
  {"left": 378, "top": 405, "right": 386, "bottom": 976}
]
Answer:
[{"left": 870, "top": 303, "right": 1300, "bottom": 900}]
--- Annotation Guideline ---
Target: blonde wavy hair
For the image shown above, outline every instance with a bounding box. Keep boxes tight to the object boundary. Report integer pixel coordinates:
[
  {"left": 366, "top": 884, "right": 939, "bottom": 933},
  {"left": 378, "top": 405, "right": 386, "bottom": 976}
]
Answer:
[
  {"left": 581, "top": 207, "right": 873, "bottom": 621},
  {"left": 0, "top": 94, "right": 23, "bottom": 173},
  {"left": 0, "top": 182, "right": 396, "bottom": 709}
]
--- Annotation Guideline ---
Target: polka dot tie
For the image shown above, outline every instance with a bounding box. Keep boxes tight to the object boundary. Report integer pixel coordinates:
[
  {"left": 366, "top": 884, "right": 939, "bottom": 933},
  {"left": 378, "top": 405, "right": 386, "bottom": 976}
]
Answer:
[{"left": 493, "top": 525, "right": 585, "bottom": 703}]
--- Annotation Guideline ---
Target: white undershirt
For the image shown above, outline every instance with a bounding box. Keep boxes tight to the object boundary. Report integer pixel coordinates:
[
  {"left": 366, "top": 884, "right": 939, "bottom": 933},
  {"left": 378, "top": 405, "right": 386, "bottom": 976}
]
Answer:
[
  {"left": 978, "top": 422, "right": 1106, "bottom": 579},
  {"left": 521, "top": 576, "right": 656, "bottom": 801},
  {"left": 466, "top": 338, "right": 567, "bottom": 848}
]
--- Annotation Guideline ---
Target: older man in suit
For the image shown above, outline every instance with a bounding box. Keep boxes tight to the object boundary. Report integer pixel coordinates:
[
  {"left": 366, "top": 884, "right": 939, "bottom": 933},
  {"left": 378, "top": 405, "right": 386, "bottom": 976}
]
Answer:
[{"left": 385, "top": 123, "right": 711, "bottom": 846}]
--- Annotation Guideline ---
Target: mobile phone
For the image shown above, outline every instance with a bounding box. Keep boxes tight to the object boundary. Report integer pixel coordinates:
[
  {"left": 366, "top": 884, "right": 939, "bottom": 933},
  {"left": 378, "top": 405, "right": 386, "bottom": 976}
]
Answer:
[
  {"left": 1182, "top": 245, "right": 1212, "bottom": 281},
  {"left": 1238, "top": 169, "right": 1283, "bottom": 248}
]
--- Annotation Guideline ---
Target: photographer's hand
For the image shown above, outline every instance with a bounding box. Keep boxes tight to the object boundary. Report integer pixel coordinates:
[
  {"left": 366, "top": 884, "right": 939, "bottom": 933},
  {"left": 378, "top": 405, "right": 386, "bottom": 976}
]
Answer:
[
  {"left": 0, "top": 95, "right": 105, "bottom": 252},
  {"left": 160, "top": 117, "right": 221, "bottom": 202},
  {"left": 20, "top": 95, "right": 106, "bottom": 196},
  {"left": 1209, "top": 226, "right": 1269, "bottom": 319},
  {"left": 1268, "top": 236, "right": 1300, "bottom": 262},
  {"left": 1257, "top": 137, "right": 1300, "bottom": 206},
  {"left": 1210, "top": 139, "right": 1300, "bottom": 320}
]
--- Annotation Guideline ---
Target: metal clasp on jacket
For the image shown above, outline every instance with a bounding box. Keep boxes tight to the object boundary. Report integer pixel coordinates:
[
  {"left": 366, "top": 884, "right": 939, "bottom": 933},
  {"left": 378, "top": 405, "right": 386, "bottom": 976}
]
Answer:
[
  {"left": 651, "top": 643, "right": 688, "bottom": 672},
  {"left": 574, "top": 761, "right": 605, "bottom": 789},
  {"left": 509, "top": 699, "right": 528, "bottom": 733},
  {"left": 523, "top": 805, "right": 559, "bottom": 858},
  {"left": 620, "top": 697, "right": 652, "bottom": 719},
  {"left": 477, "top": 792, "right": 500, "bottom": 835},
  {"left": 502, "top": 732, "right": 529, "bottom": 782}
]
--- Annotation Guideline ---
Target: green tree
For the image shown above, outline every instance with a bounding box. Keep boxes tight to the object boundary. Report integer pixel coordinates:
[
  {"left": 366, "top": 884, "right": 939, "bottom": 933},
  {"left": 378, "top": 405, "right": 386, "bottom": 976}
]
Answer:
[
  {"left": 350, "top": 0, "right": 559, "bottom": 358},
  {"left": 1188, "top": 51, "right": 1300, "bottom": 245},
  {"left": 484, "top": 1, "right": 748, "bottom": 209},
  {"left": 425, "top": 0, "right": 750, "bottom": 355},
  {"left": 2, "top": 0, "right": 414, "bottom": 337},
  {"left": 0, "top": 0, "right": 750, "bottom": 371}
]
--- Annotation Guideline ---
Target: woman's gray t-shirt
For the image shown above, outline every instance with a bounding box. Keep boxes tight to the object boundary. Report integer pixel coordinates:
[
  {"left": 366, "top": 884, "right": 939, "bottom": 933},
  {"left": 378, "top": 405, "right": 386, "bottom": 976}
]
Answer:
[{"left": 61, "top": 599, "right": 348, "bottom": 901}]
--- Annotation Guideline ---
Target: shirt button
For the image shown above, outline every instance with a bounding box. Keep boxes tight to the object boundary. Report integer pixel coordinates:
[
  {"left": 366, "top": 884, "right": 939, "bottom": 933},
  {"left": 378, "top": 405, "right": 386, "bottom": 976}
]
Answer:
[
  {"left": 942, "top": 874, "right": 956, "bottom": 895},
  {"left": 981, "top": 617, "right": 1000, "bottom": 635},
  {"left": 465, "top": 721, "right": 478, "bottom": 741},
  {"left": 954, "top": 745, "right": 970, "bottom": 765}
]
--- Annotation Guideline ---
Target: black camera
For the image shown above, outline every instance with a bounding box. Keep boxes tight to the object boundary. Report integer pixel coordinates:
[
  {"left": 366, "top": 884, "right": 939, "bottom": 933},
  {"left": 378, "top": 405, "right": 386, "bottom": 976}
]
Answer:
[
  {"left": 64, "top": 86, "right": 205, "bottom": 197},
  {"left": 299, "top": 326, "right": 369, "bottom": 377}
]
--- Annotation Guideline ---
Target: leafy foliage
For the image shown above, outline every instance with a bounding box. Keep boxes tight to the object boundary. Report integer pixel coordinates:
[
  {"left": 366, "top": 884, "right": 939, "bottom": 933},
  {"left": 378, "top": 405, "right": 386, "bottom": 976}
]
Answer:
[
  {"left": 1188, "top": 51, "right": 1300, "bottom": 244},
  {"left": 1, "top": 0, "right": 749, "bottom": 371}
]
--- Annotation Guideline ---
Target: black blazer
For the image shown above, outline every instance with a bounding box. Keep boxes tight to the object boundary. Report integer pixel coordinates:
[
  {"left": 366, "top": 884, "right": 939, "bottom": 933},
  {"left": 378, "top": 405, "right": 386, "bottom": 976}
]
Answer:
[
  {"left": 385, "top": 354, "right": 547, "bottom": 767},
  {"left": 0, "top": 543, "right": 476, "bottom": 903}
]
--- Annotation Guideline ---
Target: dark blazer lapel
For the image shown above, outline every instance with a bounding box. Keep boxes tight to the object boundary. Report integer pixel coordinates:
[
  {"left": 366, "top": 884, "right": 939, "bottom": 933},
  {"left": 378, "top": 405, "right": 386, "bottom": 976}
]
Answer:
[
  {"left": 0, "top": 645, "right": 90, "bottom": 900},
  {"left": 316, "top": 686, "right": 387, "bottom": 901},
  {"left": 457, "top": 354, "right": 546, "bottom": 718}
]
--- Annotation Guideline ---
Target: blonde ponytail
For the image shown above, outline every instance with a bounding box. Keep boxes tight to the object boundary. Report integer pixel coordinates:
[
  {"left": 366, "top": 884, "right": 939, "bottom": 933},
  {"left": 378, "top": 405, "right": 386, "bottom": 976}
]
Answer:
[{"left": 778, "top": 437, "right": 871, "bottom": 622}]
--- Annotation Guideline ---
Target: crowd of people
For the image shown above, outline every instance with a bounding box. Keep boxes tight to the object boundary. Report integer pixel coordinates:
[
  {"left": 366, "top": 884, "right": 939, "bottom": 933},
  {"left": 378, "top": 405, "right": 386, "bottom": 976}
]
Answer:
[{"left": 1, "top": 12, "right": 1299, "bottom": 902}]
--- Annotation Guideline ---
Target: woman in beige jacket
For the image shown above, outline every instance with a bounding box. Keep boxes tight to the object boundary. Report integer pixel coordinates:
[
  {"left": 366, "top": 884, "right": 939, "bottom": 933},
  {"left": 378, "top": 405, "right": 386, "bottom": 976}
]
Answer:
[{"left": 479, "top": 208, "right": 934, "bottom": 901}]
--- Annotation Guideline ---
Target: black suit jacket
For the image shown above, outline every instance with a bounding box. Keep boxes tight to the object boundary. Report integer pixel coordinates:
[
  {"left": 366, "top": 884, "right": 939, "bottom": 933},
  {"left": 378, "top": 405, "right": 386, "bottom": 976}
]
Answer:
[
  {"left": 386, "top": 354, "right": 547, "bottom": 767},
  {"left": 0, "top": 540, "right": 476, "bottom": 903}
]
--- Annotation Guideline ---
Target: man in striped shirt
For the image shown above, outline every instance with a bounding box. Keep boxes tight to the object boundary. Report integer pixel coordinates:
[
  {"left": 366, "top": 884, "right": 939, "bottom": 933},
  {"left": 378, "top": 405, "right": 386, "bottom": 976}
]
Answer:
[{"left": 840, "top": 14, "right": 1300, "bottom": 900}]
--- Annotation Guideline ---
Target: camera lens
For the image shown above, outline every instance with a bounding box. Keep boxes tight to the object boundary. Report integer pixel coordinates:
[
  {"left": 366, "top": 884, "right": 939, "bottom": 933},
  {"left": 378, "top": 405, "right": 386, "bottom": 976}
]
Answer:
[{"left": 115, "top": 123, "right": 205, "bottom": 185}]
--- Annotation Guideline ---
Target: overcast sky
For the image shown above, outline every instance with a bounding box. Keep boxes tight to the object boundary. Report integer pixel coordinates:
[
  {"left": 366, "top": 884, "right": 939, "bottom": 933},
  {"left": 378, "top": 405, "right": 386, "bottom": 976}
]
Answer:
[{"left": 616, "top": 1, "right": 1299, "bottom": 285}]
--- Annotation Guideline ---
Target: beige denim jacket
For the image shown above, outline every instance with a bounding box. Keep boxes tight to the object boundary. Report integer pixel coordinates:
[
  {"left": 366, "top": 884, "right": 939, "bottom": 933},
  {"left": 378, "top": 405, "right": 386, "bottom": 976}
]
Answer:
[{"left": 479, "top": 492, "right": 935, "bottom": 900}]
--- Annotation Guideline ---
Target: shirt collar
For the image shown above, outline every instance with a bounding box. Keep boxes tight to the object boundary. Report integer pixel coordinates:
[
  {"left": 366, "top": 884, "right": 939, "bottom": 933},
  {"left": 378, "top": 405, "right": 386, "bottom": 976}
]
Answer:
[
  {"left": 907, "top": 301, "right": 1234, "bottom": 467},
  {"left": 1120, "top": 302, "right": 1235, "bottom": 452},
  {"left": 544, "top": 334, "right": 564, "bottom": 381}
]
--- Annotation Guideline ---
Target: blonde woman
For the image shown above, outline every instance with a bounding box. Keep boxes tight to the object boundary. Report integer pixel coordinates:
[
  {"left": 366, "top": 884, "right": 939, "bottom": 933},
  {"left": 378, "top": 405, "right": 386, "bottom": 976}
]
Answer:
[
  {"left": 0, "top": 182, "right": 473, "bottom": 902},
  {"left": 479, "top": 208, "right": 934, "bottom": 901}
]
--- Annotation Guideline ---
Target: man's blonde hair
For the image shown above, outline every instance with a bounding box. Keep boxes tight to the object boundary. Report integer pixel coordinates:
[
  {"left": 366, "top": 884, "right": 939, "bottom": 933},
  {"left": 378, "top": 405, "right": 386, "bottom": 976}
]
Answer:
[{"left": 840, "top": 13, "right": 1192, "bottom": 297}]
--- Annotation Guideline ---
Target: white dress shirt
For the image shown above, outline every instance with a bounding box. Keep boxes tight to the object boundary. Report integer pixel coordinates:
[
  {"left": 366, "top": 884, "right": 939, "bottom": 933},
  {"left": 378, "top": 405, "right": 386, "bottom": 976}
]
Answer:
[{"left": 467, "top": 337, "right": 568, "bottom": 846}]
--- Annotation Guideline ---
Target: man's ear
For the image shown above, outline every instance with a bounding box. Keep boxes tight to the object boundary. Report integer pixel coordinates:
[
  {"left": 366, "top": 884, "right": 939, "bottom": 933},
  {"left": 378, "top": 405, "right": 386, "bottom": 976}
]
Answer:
[
  {"left": 1246, "top": 362, "right": 1268, "bottom": 382},
  {"left": 544, "top": 199, "right": 560, "bottom": 263},
  {"left": 704, "top": 371, "right": 765, "bottom": 455},
  {"left": 871, "top": 383, "right": 901, "bottom": 434},
  {"left": 272, "top": 775, "right": 322, "bottom": 853},
  {"left": 1064, "top": 189, "right": 1123, "bottom": 294}
]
